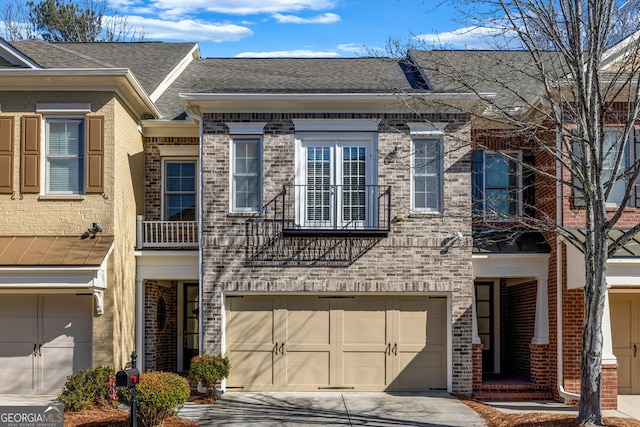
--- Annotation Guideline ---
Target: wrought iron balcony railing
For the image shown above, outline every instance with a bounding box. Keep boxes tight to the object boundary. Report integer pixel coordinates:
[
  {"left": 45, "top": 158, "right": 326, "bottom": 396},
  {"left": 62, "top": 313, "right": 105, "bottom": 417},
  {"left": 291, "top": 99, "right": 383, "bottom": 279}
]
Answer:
[{"left": 265, "top": 185, "right": 391, "bottom": 237}]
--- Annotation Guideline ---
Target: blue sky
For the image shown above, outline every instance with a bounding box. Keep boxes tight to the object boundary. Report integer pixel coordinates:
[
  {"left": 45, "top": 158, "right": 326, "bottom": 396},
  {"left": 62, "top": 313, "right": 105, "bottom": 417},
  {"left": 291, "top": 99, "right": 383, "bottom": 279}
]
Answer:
[{"left": 102, "top": 0, "right": 491, "bottom": 57}]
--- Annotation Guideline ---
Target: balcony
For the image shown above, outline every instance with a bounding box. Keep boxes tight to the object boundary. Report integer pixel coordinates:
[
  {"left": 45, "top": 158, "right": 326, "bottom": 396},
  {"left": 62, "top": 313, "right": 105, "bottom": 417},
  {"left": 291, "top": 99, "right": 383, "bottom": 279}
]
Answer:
[
  {"left": 136, "top": 216, "right": 198, "bottom": 249},
  {"left": 270, "top": 184, "right": 391, "bottom": 237}
]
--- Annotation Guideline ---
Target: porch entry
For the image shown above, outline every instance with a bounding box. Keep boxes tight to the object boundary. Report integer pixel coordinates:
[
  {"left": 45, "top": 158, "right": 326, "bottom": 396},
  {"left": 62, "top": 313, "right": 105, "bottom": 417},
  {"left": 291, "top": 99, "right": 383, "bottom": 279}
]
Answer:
[
  {"left": 475, "top": 282, "right": 495, "bottom": 373},
  {"left": 225, "top": 295, "right": 446, "bottom": 391},
  {"left": 610, "top": 293, "right": 640, "bottom": 394},
  {"left": 0, "top": 294, "right": 92, "bottom": 394},
  {"left": 183, "top": 283, "right": 199, "bottom": 371}
]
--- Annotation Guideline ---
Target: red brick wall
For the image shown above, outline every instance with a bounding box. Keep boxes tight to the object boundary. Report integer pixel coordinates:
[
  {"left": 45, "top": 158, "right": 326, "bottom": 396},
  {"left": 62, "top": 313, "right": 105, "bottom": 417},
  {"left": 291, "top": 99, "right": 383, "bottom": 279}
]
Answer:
[
  {"left": 473, "top": 343, "right": 483, "bottom": 391},
  {"left": 530, "top": 344, "right": 550, "bottom": 386},
  {"left": 144, "top": 280, "right": 178, "bottom": 372},
  {"left": 601, "top": 364, "right": 619, "bottom": 410},
  {"left": 504, "top": 280, "right": 537, "bottom": 379}
]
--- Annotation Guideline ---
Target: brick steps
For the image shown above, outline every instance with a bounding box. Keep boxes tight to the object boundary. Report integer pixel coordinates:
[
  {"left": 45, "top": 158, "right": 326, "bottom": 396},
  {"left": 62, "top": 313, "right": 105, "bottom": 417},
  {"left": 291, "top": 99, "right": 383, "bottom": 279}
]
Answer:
[{"left": 474, "top": 380, "right": 553, "bottom": 401}]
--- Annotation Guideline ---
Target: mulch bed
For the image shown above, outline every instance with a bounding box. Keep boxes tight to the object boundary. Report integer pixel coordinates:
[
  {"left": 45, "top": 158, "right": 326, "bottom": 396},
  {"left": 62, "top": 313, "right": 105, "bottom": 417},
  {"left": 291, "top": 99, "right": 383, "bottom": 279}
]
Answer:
[{"left": 455, "top": 394, "right": 640, "bottom": 427}]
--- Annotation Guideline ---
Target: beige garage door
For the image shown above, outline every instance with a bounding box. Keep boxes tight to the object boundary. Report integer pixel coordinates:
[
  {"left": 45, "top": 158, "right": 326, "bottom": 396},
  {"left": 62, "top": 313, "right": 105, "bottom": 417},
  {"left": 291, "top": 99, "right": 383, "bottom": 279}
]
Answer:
[
  {"left": 611, "top": 293, "right": 640, "bottom": 394},
  {"left": 0, "top": 294, "right": 92, "bottom": 394},
  {"left": 226, "top": 295, "right": 446, "bottom": 391}
]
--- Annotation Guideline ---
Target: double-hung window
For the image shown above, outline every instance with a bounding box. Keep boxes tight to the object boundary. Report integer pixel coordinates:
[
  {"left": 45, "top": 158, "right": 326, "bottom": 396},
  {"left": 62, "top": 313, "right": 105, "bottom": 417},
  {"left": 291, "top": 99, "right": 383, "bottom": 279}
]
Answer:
[
  {"left": 483, "top": 152, "right": 521, "bottom": 219},
  {"left": 45, "top": 117, "right": 84, "bottom": 194},
  {"left": 164, "top": 160, "right": 197, "bottom": 221},
  {"left": 232, "top": 138, "right": 262, "bottom": 212},
  {"left": 573, "top": 129, "right": 635, "bottom": 207},
  {"left": 412, "top": 137, "right": 443, "bottom": 213}
]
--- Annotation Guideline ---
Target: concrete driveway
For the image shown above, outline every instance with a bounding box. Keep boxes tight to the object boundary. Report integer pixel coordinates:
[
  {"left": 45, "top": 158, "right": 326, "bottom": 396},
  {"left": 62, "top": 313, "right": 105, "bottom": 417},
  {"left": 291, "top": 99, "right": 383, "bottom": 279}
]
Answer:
[{"left": 197, "top": 392, "right": 487, "bottom": 426}]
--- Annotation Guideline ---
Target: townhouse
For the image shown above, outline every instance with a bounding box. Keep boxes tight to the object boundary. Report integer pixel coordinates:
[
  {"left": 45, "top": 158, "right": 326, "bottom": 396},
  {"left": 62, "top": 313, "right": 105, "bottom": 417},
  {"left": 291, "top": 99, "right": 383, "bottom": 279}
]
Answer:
[{"left": 0, "top": 35, "right": 638, "bottom": 408}]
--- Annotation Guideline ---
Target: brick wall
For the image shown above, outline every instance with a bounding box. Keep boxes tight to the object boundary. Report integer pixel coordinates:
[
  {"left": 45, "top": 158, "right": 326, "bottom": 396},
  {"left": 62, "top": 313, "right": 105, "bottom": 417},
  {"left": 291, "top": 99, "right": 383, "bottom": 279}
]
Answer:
[
  {"left": 200, "top": 112, "right": 475, "bottom": 393},
  {"left": 144, "top": 280, "right": 178, "bottom": 372},
  {"left": 144, "top": 136, "right": 199, "bottom": 220},
  {"left": 504, "top": 280, "right": 537, "bottom": 379}
]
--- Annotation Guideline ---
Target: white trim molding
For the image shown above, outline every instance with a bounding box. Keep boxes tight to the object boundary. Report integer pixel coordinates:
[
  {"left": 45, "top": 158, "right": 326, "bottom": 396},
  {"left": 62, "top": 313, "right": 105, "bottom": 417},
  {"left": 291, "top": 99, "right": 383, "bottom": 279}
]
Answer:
[
  {"left": 158, "top": 145, "right": 199, "bottom": 157},
  {"left": 407, "top": 121, "right": 448, "bottom": 135},
  {"left": 36, "top": 103, "right": 92, "bottom": 114},
  {"left": 292, "top": 118, "right": 380, "bottom": 132},
  {"left": 226, "top": 122, "right": 267, "bottom": 135}
]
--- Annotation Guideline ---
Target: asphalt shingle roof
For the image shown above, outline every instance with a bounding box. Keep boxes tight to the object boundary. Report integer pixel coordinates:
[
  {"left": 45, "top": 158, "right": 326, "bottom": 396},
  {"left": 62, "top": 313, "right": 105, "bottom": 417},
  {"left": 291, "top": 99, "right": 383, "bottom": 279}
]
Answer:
[
  {"left": 154, "top": 57, "right": 425, "bottom": 119},
  {"left": 10, "top": 39, "right": 197, "bottom": 95},
  {"left": 409, "top": 50, "right": 567, "bottom": 110}
]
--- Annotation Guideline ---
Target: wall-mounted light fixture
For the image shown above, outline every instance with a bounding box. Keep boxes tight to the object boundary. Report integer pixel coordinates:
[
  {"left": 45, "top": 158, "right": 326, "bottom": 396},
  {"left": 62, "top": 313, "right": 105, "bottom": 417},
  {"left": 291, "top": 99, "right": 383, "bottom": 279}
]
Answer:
[
  {"left": 384, "top": 144, "right": 404, "bottom": 165},
  {"left": 82, "top": 223, "right": 103, "bottom": 239}
]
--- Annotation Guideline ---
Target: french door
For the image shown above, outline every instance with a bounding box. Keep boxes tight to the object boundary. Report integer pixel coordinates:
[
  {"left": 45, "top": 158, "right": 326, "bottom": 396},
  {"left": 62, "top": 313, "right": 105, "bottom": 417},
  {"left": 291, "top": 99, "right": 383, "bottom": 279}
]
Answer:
[{"left": 299, "top": 139, "right": 376, "bottom": 229}]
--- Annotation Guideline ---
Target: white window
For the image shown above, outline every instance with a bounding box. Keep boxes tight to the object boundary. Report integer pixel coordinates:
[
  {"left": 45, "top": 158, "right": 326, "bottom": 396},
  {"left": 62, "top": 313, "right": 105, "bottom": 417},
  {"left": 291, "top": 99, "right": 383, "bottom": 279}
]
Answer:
[
  {"left": 45, "top": 117, "right": 84, "bottom": 194},
  {"left": 483, "top": 152, "right": 521, "bottom": 218},
  {"left": 163, "top": 160, "right": 197, "bottom": 221},
  {"left": 232, "top": 138, "right": 262, "bottom": 212},
  {"left": 412, "top": 137, "right": 443, "bottom": 212},
  {"left": 573, "top": 129, "right": 635, "bottom": 207},
  {"left": 295, "top": 135, "right": 377, "bottom": 229}
]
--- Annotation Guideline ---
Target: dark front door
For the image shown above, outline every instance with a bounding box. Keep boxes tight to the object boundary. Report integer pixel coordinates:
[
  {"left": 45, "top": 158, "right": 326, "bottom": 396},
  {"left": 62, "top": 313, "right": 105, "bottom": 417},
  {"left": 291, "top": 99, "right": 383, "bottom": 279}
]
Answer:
[
  {"left": 475, "top": 282, "right": 494, "bottom": 373},
  {"left": 183, "top": 283, "right": 199, "bottom": 371}
]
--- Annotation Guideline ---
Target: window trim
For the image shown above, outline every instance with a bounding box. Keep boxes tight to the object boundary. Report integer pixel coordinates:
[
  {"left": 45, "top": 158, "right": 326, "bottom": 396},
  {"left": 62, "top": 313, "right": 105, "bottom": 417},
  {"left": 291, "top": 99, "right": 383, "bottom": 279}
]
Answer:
[
  {"left": 294, "top": 132, "right": 378, "bottom": 229},
  {"left": 230, "top": 136, "right": 263, "bottom": 213},
  {"left": 411, "top": 136, "right": 444, "bottom": 213},
  {"left": 42, "top": 115, "right": 86, "bottom": 196},
  {"left": 161, "top": 157, "right": 199, "bottom": 221},
  {"left": 482, "top": 150, "right": 522, "bottom": 220}
]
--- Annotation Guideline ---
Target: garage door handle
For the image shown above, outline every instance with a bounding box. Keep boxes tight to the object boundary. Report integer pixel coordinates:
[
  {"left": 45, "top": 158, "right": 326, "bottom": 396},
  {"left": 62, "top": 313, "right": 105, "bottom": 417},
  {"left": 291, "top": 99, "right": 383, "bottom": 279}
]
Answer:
[
  {"left": 273, "top": 343, "right": 278, "bottom": 355},
  {"left": 392, "top": 343, "right": 397, "bottom": 356},
  {"left": 33, "top": 343, "right": 37, "bottom": 356},
  {"left": 279, "top": 343, "right": 285, "bottom": 354},
  {"left": 37, "top": 343, "right": 42, "bottom": 357},
  {"left": 386, "top": 343, "right": 391, "bottom": 355},
  {"left": 634, "top": 344, "right": 637, "bottom": 358}
]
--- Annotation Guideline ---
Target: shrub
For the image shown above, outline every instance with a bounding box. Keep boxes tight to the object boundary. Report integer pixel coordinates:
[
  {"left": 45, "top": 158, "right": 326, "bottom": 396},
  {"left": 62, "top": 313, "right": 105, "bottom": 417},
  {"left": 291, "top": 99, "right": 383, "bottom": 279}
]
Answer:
[
  {"left": 58, "top": 366, "right": 116, "bottom": 411},
  {"left": 187, "top": 353, "right": 230, "bottom": 397},
  {"left": 119, "top": 371, "right": 190, "bottom": 427}
]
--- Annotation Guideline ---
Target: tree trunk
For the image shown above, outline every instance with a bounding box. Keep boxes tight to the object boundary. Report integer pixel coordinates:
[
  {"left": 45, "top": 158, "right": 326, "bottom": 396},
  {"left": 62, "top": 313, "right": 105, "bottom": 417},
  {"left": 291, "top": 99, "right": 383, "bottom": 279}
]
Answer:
[{"left": 577, "top": 219, "right": 608, "bottom": 426}]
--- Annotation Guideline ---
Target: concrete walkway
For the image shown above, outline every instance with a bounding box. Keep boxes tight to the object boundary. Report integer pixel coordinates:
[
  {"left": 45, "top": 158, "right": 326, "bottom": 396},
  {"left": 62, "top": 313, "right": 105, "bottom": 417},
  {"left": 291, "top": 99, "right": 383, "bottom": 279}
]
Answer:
[{"left": 197, "top": 392, "right": 487, "bottom": 426}]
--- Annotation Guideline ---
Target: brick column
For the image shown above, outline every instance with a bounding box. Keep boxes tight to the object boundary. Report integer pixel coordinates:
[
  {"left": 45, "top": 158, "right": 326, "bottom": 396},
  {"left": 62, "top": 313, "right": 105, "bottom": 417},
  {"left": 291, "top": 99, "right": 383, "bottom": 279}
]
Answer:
[
  {"left": 472, "top": 343, "right": 483, "bottom": 391},
  {"left": 530, "top": 343, "right": 549, "bottom": 386},
  {"left": 601, "top": 363, "right": 618, "bottom": 410}
]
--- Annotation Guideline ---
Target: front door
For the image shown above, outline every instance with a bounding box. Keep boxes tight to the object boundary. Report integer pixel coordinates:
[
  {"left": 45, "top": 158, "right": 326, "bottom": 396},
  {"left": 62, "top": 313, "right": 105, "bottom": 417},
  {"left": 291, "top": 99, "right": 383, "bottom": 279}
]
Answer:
[
  {"left": 610, "top": 293, "right": 640, "bottom": 394},
  {"left": 475, "top": 282, "right": 495, "bottom": 373},
  {"left": 182, "top": 283, "right": 199, "bottom": 371}
]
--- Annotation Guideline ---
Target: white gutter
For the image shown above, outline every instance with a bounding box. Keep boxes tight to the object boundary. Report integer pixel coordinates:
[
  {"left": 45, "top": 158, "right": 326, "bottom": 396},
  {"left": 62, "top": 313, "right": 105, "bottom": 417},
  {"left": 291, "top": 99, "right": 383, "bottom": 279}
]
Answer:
[
  {"left": 179, "top": 92, "right": 494, "bottom": 102},
  {"left": 556, "top": 122, "right": 580, "bottom": 401}
]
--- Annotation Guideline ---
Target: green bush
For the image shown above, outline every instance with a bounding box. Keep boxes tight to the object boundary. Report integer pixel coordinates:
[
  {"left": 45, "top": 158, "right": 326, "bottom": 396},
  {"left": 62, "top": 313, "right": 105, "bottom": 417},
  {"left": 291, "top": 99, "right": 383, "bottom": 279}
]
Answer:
[
  {"left": 58, "top": 366, "right": 116, "bottom": 411},
  {"left": 119, "top": 371, "right": 190, "bottom": 427},
  {"left": 188, "top": 353, "right": 230, "bottom": 397}
]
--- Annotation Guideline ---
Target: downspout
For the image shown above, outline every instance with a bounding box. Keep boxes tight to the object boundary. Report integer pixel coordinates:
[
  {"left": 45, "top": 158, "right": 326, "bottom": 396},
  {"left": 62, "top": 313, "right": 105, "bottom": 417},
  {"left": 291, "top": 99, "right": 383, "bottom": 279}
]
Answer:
[{"left": 556, "top": 125, "right": 580, "bottom": 401}]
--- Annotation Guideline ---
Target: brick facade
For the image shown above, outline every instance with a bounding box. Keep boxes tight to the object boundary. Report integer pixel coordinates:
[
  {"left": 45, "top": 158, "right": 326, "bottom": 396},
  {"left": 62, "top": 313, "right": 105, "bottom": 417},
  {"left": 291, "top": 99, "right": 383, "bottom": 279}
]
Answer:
[
  {"left": 199, "top": 112, "right": 475, "bottom": 393},
  {"left": 144, "top": 280, "right": 178, "bottom": 372}
]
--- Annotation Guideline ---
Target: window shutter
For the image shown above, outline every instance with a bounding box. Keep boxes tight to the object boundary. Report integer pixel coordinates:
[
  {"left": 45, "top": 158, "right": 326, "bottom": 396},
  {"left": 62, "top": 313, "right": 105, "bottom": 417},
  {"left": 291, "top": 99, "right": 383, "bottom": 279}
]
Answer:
[
  {"left": 522, "top": 150, "right": 536, "bottom": 217},
  {"left": 0, "top": 117, "right": 14, "bottom": 194},
  {"left": 21, "top": 115, "right": 40, "bottom": 194},
  {"left": 85, "top": 116, "right": 104, "bottom": 194},
  {"left": 471, "top": 150, "right": 484, "bottom": 218}
]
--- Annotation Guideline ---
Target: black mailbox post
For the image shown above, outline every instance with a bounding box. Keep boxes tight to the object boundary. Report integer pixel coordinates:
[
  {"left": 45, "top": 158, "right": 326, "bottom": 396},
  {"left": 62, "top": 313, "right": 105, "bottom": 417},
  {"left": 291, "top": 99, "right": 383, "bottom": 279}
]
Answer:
[{"left": 117, "top": 351, "right": 139, "bottom": 427}]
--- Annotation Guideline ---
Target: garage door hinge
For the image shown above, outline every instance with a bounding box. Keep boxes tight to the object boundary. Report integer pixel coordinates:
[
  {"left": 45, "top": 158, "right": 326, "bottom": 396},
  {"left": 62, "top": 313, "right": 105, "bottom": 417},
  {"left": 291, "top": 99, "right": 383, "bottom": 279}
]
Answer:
[
  {"left": 226, "top": 386, "right": 244, "bottom": 389},
  {"left": 318, "top": 296, "right": 355, "bottom": 299}
]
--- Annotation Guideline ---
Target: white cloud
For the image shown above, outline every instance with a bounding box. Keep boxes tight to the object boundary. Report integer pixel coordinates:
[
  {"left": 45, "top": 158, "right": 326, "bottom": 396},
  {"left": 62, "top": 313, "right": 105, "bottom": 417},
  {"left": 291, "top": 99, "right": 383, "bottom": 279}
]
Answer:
[
  {"left": 148, "top": 0, "right": 337, "bottom": 15},
  {"left": 235, "top": 49, "right": 340, "bottom": 58},
  {"left": 414, "top": 26, "right": 516, "bottom": 49},
  {"left": 125, "top": 15, "right": 253, "bottom": 42},
  {"left": 273, "top": 13, "right": 340, "bottom": 24}
]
